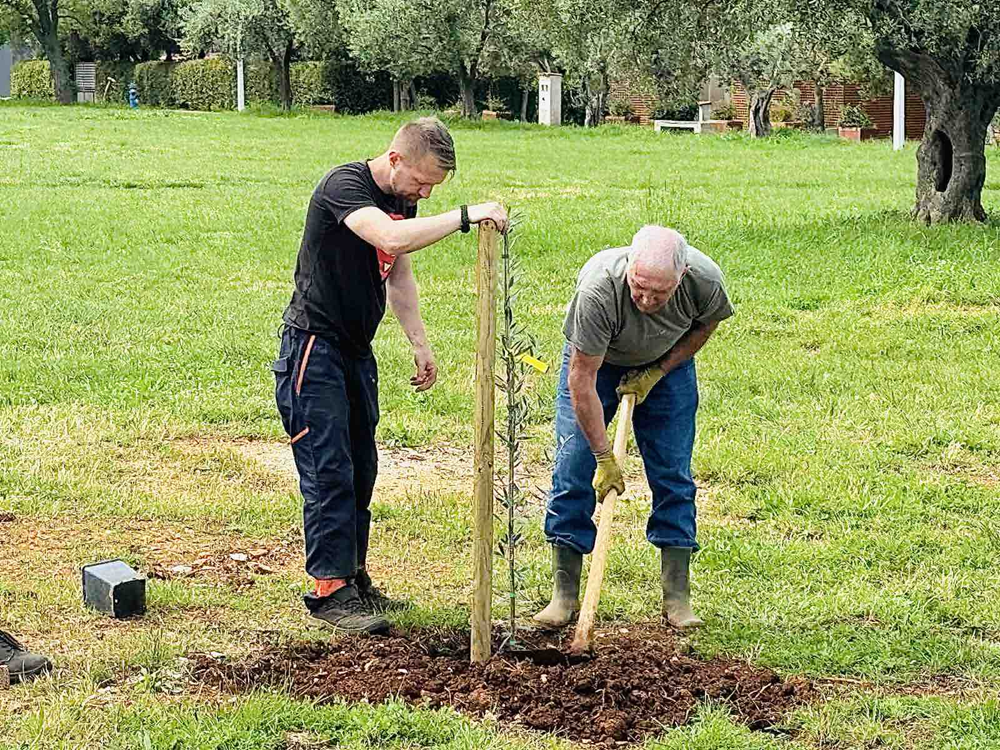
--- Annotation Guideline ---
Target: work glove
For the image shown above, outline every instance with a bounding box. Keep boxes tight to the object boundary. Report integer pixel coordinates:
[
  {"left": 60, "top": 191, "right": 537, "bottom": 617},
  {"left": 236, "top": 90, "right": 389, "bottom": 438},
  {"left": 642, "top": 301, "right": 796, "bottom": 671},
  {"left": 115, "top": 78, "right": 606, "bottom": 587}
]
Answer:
[
  {"left": 593, "top": 448, "right": 625, "bottom": 503},
  {"left": 616, "top": 366, "right": 664, "bottom": 405}
]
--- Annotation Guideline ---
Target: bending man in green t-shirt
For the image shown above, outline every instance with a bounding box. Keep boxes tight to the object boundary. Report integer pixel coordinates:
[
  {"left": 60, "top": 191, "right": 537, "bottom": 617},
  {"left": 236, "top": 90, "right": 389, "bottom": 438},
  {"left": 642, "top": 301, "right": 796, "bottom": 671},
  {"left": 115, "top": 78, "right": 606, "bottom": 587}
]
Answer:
[{"left": 534, "top": 225, "right": 734, "bottom": 630}]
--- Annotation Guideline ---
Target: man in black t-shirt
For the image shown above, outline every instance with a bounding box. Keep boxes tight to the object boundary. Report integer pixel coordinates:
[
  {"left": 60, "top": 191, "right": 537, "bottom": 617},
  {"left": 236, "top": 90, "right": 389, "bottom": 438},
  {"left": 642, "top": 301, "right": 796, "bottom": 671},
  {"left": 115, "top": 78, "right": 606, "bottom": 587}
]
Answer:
[{"left": 275, "top": 117, "right": 508, "bottom": 635}]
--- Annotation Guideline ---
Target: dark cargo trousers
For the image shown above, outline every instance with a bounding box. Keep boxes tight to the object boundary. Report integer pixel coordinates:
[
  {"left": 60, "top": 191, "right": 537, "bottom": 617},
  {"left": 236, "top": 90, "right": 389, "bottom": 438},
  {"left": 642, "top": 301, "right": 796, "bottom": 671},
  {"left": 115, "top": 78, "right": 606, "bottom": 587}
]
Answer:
[{"left": 273, "top": 325, "right": 379, "bottom": 583}]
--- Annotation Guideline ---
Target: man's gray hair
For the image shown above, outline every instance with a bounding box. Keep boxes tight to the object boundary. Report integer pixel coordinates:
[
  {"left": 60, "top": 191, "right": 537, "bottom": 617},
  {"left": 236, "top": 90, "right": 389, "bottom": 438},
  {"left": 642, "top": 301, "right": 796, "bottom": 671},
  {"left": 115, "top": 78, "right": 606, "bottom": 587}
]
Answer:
[
  {"left": 630, "top": 225, "right": 689, "bottom": 280},
  {"left": 392, "top": 117, "right": 456, "bottom": 174}
]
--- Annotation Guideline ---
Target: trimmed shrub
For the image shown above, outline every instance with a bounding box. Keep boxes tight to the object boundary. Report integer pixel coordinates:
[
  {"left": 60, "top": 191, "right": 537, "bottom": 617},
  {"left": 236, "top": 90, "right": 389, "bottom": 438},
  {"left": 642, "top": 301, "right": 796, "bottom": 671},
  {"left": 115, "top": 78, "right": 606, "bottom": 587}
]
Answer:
[
  {"left": 11, "top": 60, "right": 55, "bottom": 100},
  {"left": 245, "top": 61, "right": 279, "bottom": 104},
  {"left": 134, "top": 61, "right": 176, "bottom": 107},
  {"left": 170, "top": 58, "right": 235, "bottom": 110},
  {"left": 289, "top": 59, "right": 392, "bottom": 112},
  {"left": 95, "top": 61, "right": 135, "bottom": 104},
  {"left": 290, "top": 61, "right": 336, "bottom": 105},
  {"left": 838, "top": 104, "right": 873, "bottom": 128}
]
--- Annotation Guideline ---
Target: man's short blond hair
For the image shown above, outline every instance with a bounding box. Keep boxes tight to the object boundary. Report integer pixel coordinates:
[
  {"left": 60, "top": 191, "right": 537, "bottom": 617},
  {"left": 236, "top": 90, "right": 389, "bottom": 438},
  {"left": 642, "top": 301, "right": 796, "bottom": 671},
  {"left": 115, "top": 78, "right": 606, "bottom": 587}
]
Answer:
[{"left": 391, "top": 117, "right": 456, "bottom": 173}]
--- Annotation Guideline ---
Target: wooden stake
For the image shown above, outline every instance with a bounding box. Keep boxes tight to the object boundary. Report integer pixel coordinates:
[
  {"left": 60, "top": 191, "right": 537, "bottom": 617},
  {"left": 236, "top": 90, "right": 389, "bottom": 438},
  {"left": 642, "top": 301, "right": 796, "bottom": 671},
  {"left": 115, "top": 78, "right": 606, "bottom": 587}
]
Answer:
[
  {"left": 471, "top": 220, "right": 498, "bottom": 663},
  {"left": 570, "top": 394, "right": 636, "bottom": 654}
]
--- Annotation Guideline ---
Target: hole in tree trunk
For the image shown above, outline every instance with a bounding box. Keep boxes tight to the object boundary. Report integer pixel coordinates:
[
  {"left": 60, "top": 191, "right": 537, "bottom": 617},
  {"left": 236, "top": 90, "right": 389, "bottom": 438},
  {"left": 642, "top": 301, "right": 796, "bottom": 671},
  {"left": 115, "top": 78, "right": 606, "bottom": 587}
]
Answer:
[{"left": 932, "top": 130, "right": 954, "bottom": 192}]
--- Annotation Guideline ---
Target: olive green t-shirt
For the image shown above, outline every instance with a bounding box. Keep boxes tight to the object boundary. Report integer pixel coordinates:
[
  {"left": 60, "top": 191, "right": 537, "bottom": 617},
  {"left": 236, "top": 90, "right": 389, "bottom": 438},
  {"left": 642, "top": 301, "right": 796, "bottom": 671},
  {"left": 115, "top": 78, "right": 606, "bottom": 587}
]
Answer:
[{"left": 563, "top": 246, "right": 733, "bottom": 367}]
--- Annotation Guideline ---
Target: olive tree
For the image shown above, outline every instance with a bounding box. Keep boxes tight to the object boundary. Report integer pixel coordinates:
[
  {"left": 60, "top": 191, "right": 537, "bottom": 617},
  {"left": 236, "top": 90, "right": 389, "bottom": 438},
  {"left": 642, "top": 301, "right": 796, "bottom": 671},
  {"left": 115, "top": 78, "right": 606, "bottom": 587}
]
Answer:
[
  {"left": 800, "top": 0, "right": 1000, "bottom": 222},
  {"left": 337, "top": 0, "right": 517, "bottom": 117},
  {"left": 182, "top": 0, "right": 295, "bottom": 110},
  {"left": 517, "top": 0, "right": 701, "bottom": 126},
  {"left": 0, "top": 0, "right": 78, "bottom": 101}
]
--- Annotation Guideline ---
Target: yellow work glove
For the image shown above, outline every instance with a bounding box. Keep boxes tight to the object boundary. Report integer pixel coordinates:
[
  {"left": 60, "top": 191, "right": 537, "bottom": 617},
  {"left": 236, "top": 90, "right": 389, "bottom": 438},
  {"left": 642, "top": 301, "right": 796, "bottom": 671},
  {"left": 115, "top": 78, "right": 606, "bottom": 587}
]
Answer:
[
  {"left": 593, "top": 449, "right": 625, "bottom": 503},
  {"left": 616, "top": 366, "right": 664, "bottom": 405}
]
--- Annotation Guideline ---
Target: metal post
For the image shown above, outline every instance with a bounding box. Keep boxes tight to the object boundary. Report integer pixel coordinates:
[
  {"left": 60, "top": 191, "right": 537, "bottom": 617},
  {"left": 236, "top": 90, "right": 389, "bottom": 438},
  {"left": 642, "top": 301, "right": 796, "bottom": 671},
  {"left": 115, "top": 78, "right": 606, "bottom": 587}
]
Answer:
[{"left": 893, "top": 72, "right": 905, "bottom": 151}]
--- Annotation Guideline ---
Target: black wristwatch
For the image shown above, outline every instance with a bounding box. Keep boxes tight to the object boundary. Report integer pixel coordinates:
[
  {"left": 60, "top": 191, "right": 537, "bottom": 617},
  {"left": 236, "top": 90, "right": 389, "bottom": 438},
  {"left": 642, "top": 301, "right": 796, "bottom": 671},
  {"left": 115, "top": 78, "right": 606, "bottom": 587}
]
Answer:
[{"left": 460, "top": 204, "right": 470, "bottom": 233}]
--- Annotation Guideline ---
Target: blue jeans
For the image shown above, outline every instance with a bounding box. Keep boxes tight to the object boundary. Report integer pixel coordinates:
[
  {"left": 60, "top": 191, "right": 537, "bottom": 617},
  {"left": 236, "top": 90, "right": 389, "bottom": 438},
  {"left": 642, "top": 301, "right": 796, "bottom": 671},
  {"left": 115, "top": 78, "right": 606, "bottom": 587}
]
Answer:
[
  {"left": 273, "top": 326, "right": 379, "bottom": 582},
  {"left": 545, "top": 345, "right": 699, "bottom": 554}
]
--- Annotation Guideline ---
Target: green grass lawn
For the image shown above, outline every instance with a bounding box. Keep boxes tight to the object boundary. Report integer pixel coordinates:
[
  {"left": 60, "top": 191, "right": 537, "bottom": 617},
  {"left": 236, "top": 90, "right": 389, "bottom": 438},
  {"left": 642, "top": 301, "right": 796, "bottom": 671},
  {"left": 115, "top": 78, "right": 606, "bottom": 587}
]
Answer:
[{"left": 1, "top": 102, "right": 1000, "bottom": 749}]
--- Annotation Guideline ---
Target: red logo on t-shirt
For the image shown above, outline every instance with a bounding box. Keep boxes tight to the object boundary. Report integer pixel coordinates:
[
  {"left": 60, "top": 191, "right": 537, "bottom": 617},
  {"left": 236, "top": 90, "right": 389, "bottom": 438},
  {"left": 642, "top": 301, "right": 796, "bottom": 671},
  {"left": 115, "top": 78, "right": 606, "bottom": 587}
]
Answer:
[{"left": 377, "top": 213, "right": 405, "bottom": 280}]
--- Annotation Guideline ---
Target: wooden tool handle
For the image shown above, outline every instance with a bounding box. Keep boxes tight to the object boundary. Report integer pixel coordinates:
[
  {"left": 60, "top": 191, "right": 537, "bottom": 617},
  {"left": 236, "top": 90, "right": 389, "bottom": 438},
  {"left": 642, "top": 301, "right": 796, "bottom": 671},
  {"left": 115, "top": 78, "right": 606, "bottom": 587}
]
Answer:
[{"left": 570, "top": 393, "right": 636, "bottom": 653}]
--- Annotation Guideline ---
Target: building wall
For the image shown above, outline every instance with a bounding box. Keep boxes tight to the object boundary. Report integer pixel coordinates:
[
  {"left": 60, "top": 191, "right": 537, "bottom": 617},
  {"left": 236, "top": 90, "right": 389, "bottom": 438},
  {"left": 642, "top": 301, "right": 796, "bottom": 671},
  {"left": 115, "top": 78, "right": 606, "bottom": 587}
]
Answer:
[
  {"left": 732, "top": 80, "right": 926, "bottom": 139},
  {"left": 608, "top": 80, "right": 656, "bottom": 125}
]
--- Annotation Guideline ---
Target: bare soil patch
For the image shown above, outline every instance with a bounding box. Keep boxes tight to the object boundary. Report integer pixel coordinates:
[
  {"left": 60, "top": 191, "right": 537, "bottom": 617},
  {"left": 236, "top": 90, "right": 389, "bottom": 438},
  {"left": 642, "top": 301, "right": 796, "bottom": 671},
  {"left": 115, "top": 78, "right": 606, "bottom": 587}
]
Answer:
[
  {"left": 191, "top": 623, "right": 815, "bottom": 746},
  {"left": 236, "top": 440, "right": 652, "bottom": 505},
  {"left": 0, "top": 514, "right": 300, "bottom": 593}
]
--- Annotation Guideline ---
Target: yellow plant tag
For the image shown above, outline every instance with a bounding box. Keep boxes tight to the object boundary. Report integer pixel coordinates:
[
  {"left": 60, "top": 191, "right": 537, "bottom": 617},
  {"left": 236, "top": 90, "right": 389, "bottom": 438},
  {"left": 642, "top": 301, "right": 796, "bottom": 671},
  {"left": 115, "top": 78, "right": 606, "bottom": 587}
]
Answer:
[{"left": 520, "top": 354, "right": 549, "bottom": 373}]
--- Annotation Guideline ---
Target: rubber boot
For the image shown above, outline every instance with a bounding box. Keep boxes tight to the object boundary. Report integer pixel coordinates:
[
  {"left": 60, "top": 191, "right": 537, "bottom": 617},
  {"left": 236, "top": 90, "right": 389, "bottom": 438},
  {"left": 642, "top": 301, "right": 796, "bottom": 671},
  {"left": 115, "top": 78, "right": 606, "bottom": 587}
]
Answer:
[
  {"left": 532, "top": 546, "right": 583, "bottom": 628},
  {"left": 661, "top": 546, "right": 704, "bottom": 630}
]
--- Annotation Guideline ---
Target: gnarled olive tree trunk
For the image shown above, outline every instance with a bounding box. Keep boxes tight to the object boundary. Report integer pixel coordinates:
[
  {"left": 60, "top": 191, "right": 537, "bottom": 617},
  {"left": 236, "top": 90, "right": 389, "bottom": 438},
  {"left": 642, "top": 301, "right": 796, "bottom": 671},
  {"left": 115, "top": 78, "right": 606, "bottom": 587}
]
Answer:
[
  {"left": 912, "top": 85, "right": 996, "bottom": 223},
  {"left": 812, "top": 84, "right": 826, "bottom": 130},
  {"left": 44, "top": 39, "right": 74, "bottom": 104},
  {"left": 878, "top": 47, "right": 1000, "bottom": 223},
  {"left": 747, "top": 87, "right": 776, "bottom": 138},
  {"left": 458, "top": 67, "right": 476, "bottom": 119},
  {"left": 29, "top": 0, "right": 74, "bottom": 104},
  {"left": 266, "top": 40, "right": 294, "bottom": 111}
]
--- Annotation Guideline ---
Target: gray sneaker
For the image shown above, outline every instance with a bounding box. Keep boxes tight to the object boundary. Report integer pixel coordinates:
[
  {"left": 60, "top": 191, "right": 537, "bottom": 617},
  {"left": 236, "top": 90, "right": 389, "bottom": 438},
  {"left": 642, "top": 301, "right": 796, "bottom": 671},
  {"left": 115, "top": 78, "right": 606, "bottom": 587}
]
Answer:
[
  {"left": 0, "top": 629, "right": 52, "bottom": 684},
  {"left": 305, "top": 585, "right": 390, "bottom": 635},
  {"left": 355, "top": 569, "right": 409, "bottom": 613}
]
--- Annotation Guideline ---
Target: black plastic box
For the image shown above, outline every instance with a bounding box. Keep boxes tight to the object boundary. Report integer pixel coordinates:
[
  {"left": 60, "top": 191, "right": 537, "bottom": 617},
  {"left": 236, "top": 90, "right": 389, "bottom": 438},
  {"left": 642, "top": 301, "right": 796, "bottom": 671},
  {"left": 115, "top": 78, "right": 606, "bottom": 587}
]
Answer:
[{"left": 81, "top": 559, "right": 146, "bottom": 618}]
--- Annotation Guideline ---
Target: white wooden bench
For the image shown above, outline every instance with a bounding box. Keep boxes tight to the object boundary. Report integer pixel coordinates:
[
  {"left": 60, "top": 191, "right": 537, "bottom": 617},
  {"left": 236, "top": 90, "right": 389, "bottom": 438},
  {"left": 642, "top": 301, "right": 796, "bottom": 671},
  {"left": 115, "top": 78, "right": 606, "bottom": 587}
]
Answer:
[
  {"left": 654, "top": 101, "right": 731, "bottom": 135},
  {"left": 653, "top": 119, "right": 700, "bottom": 133}
]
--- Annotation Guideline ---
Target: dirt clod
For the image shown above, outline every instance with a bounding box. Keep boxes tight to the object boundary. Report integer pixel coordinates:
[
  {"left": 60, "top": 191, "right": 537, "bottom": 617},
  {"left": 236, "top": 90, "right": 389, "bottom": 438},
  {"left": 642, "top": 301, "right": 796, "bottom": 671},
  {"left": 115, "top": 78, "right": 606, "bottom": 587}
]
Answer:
[{"left": 191, "top": 623, "right": 815, "bottom": 745}]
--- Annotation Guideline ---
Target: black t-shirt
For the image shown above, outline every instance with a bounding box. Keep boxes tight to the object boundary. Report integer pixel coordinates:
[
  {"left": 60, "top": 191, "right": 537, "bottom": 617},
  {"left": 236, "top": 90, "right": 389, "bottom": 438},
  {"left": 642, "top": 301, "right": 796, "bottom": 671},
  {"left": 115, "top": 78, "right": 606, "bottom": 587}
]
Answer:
[{"left": 282, "top": 161, "right": 417, "bottom": 356}]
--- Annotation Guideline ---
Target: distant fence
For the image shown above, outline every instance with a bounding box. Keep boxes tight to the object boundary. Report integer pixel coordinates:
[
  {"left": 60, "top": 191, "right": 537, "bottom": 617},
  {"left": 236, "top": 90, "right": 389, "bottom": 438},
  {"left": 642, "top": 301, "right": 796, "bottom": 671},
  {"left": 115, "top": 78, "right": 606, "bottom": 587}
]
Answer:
[{"left": 732, "top": 80, "right": 926, "bottom": 139}]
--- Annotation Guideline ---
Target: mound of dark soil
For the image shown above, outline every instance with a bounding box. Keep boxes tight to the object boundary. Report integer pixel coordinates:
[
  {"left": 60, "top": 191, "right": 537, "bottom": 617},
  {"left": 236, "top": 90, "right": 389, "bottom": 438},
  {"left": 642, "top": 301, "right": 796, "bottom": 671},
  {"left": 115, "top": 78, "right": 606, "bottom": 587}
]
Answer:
[{"left": 191, "top": 623, "right": 814, "bottom": 745}]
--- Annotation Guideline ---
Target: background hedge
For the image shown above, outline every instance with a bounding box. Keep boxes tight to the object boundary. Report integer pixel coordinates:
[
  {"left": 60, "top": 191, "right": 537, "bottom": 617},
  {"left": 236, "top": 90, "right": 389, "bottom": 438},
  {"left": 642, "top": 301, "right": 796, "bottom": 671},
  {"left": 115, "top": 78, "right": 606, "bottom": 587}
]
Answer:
[
  {"left": 287, "top": 59, "right": 393, "bottom": 111},
  {"left": 289, "top": 61, "right": 335, "bottom": 106},
  {"left": 134, "top": 61, "right": 175, "bottom": 107},
  {"left": 9, "top": 55, "right": 449, "bottom": 116},
  {"left": 245, "top": 61, "right": 278, "bottom": 104},
  {"left": 96, "top": 60, "right": 135, "bottom": 104},
  {"left": 170, "top": 58, "right": 234, "bottom": 110},
  {"left": 11, "top": 60, "right": 55, "bottom": 100}
]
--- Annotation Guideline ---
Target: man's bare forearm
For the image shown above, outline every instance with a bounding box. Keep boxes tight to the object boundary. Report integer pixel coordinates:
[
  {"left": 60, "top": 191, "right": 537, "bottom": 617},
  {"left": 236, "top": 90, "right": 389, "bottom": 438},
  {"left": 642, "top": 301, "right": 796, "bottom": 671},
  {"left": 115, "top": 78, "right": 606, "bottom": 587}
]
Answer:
[
  {"left": 387, "top": 262, "right": 429, "bottom": 351},
  {"left": 377, "top": 211, "right": 463, "bottom": 256},
  {"left": 658, "top": 321, "right": 719, "bottom": 374},
  {"left": 569, "top": 377, "right": 610, "bottom": 455},
  {"left": 346, "top": 203, "right": 508, "bottom": 257}
]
